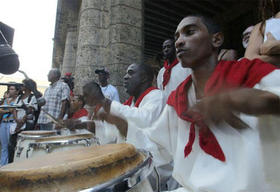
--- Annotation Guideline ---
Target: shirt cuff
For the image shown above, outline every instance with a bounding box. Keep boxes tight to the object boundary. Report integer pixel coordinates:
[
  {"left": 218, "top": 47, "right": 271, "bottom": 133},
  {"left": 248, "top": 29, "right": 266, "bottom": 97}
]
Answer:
[{"left": 110, "top": 100, "right": 123, "bottom": 116}]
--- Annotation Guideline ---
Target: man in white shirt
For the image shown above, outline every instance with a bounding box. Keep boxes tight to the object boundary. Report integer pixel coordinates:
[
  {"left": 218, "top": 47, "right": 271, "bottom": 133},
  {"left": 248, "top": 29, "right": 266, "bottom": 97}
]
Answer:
[
  {"left": 157, "top": 39, "right": 191, "bottom": 102},
  {"left": 84, "top": 64, "right": 164, "bottom": 139},
  {"left": 84, "top": 63, "right": 164, "bottom": 133},
  {"left": 95, "top": 68, "right": 120, "bottom": 102},
  {"left": 83, "top": 63, "right": 165, "bottom": 190},
  {"left": 116, "top": 14, "right": 280, "bottom": 192}
]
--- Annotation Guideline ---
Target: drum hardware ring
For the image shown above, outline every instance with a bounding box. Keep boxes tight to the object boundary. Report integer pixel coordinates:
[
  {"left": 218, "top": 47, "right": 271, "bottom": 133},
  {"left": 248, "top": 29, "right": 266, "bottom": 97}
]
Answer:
[
  {"left": 16, "top": 147, "right": 24, "bottom": 158},
  {"left": 23, "top": 137, "right": 96, "bottom": 159},
  {"left": 26, "top": 144, "right": 33, "bottom": 158},
  {"left": 92, "top": 137, "right": 100, "bottom": 145},
  {"left": 45, "top": 144, "right": 51, "bottom": 153}
]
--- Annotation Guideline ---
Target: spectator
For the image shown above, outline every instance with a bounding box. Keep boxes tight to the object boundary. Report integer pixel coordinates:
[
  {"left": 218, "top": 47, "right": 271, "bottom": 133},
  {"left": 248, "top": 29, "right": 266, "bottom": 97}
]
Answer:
[
  {"left": 62, "top": 72, "right": 74, "bottom": 97},
  {"left": 242, "top": 25, "right": 254, "bottom": 49},
  {"left": 245, "top": 0, "right": 280, "bottom": 65},
  {"left": 37, "top": 68, "right": 70, "bottom": 130},
  {"left": 8, "top": 79, "right": 38, "bottom": 163},
  {"left": 95, "top": 68, "right": 120, "bottom": 102},
  {"left": 0, "top": 83, "right": 19, "bottom": 166},
  {"left": 157, "top": 39, "right": 191, "bottom": 102}
]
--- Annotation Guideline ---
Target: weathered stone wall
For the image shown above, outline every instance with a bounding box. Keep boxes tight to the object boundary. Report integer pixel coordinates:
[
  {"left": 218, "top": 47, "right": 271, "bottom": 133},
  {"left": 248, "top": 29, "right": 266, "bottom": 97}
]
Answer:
[
  {"left": 53, "top": 0, "right": 143, "bottom": 101},
  {"left": 107, "top": 0, "right": 143, "bottom": 100},
  {"left": 53, "top": 0, "right": 80, "bottom": 71},
  {"left": 61, "top": 27, "right": 77, "bottom": 75},
  {"left": 74, "top": 0, "right": 110, "bottom": 94}
]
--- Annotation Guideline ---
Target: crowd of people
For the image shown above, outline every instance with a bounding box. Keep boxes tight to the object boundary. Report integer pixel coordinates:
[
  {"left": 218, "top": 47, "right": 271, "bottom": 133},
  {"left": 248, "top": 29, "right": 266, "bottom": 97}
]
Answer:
[{"left": 0, "top": 0, "right": 280, "bottom": 191}]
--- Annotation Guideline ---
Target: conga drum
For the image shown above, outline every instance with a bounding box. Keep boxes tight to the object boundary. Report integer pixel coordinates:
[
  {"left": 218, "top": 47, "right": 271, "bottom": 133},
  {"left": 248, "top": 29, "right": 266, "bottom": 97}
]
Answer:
[
  {"left": 26, "top": 133, "right": 98, "bottom": 159},
  {"left": 0, "top": 143, "right": 154, "bottom": 192},
  {"left": 14, "top": 130, "right": 57, "bottom": 162}
]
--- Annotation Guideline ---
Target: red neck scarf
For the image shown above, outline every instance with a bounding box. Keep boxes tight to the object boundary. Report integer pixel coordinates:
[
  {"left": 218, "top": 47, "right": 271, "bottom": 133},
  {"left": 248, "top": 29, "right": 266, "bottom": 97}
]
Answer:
[
  {"left": 124, "top": 87, "right": 157, "bottom": 107},
  {"left": 167, "top": 58, "right": 277, "bottom": 162},
  {"left": 162, "top": 58, "right": 179, "bottom": 89},
  {"left": 71, "top": 108, "right": 88, "bottom": 119}
]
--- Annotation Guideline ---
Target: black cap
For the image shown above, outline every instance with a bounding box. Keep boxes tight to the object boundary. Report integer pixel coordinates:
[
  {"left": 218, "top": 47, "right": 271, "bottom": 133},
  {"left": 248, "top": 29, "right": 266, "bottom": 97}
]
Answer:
[{"left": 95, "top": 68, "right": 109, "bottom": 75}]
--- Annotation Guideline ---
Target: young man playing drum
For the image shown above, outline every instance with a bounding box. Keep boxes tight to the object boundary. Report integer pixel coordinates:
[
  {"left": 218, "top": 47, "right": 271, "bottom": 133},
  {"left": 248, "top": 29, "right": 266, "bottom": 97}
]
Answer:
[{"left": 89, "top": 14, "right": 280, "bottom": 192}]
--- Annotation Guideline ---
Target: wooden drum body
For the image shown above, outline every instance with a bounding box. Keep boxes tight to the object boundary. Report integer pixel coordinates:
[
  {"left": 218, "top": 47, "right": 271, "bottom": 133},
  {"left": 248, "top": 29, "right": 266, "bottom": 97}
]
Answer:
[
  {"left": 0, "top": 143, "right": 153, "bottom": 192},
  {"left": 14, "top": 130, "right": 57, "bottom": 162}
]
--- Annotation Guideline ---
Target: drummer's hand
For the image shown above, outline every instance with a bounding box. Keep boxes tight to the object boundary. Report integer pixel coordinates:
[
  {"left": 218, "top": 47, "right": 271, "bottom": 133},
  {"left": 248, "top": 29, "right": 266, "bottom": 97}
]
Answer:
[
  {"left": 93, "top": 107, "right": 108, "bottom": 121},
  {"left": 86, "top": 84, "right": 106, "bottom": 106},
  {"left": 188, "top": 89, "right": 249, "bottom": 129},
  {"left": 63, "top": 119, "right": 82, "bottom": 131},
  {"left": 96, "top": 108, "right": 127, "bottom": 137},
  {"left": 15, "top": 126, "right": 21, "bottom": 134},
  {"left": 54, "top": 119, "right": 65, "bottom": 130},
  {"left": 87, "top": 121, "right": 96, "bottom": 134}
]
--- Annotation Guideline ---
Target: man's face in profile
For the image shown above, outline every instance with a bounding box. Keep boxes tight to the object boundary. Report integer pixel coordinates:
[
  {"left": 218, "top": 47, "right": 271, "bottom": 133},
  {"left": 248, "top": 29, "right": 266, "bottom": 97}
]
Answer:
[{"left": 242, "top": 26, "right": 254, "bottom": 49}]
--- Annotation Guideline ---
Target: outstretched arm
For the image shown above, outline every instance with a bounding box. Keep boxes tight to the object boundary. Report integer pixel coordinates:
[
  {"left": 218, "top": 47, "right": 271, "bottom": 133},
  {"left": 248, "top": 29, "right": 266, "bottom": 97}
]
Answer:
[
  {"left": 96, "top": 111, "right": 128, "bottom": 137},
  {"left": 188, "top": 88, "right": 280, "bottom": 129},
  {"left": 245, "top": 23, "right": 280, "bottom": 65}
]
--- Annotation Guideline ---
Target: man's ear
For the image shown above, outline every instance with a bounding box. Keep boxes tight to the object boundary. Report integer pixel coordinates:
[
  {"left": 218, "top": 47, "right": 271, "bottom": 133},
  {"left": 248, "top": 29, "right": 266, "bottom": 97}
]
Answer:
[
  {"left": 141, "top": 74, "right": 148, "bottom": 83},
  {"left": 212, "top": 32, "right": 224, "bottom": 48}
]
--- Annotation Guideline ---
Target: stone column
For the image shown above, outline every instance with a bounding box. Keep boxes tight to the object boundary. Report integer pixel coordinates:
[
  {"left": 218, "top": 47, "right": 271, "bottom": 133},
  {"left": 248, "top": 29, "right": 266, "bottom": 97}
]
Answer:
[
  {"left": 108, "top": 0, "right": 143, "bottom": 101},
  {"left": 74, "top": 0, "right": 109, "bottom": 94},
  {"left": 61, "top": 27, "right": 77, "bottom": 75}
]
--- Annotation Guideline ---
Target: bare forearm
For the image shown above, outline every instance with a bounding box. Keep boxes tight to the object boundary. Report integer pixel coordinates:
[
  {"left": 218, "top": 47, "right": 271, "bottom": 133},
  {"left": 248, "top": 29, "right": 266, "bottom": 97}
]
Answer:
[
  {"left": 104, "top": 114, "right": 128, "bottom": 137},
  {"left": 254, "top": 55, "right": 280, "bottom": 66},
  {"left": 59, "top": 100, "right": 67, "bottom": 119},
  {"left": 228, "top": 88, "right": 280, "bottom": 115}
]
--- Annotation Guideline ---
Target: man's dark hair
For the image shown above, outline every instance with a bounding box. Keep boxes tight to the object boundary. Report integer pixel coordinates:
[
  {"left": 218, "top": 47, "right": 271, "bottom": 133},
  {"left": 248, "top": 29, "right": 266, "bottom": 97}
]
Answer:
[
  {"left": 8, "top": 82, "right": 21, "bottom": 91},
  {"left": 62, "top": 76, "right": 74, "bottom": 90},
  {"left": 164, "top": 39, "right": 175, "bottom": 45},
  {"left": 186, "top": 14, "right": 222, "bottom": 34},
  {"left": 22, "top": 79, "right": 36, "bottom": 91},
  {"left": 138, "top": 63, "right": 154, "bottom": 83},
  {"left": 82, "top": 80, "right": 101, "bottom": 94}
]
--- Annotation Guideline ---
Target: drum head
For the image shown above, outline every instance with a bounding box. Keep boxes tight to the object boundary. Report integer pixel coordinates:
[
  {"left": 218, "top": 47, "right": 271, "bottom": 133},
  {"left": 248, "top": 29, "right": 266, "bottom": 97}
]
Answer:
[
  {"left": 0, "top": 143, "right": 144, "bottom": 192},
  {"left": 20, "top": 130, "right": 57, "bottom": 137},
  {"left": 34, "top": 133, "right": 94, "bottom": 143}
]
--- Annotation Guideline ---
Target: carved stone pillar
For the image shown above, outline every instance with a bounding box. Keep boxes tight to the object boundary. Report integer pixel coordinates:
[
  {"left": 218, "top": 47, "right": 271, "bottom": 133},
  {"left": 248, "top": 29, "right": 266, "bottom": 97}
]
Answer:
[
  {"left": 61, "top": 27, "right": 77, "bottom": 75},
  {"left": 74, "top": 0, "right": 109, "bottom": 93},
  {"left": 108, "top": 0, "right": 143, "bottom": 101}
]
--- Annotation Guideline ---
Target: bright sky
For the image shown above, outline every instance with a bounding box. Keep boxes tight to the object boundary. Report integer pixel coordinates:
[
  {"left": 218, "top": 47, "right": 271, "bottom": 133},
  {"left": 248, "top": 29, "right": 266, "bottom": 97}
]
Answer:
[{"left": 0, "top": 0, "right": 57, "bottom": 81}]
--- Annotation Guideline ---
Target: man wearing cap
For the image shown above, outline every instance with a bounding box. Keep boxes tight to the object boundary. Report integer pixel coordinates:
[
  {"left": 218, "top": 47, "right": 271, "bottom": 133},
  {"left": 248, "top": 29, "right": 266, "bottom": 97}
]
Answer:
[{"left": 95, "top": 68, "right": 120, "bottom": 102}]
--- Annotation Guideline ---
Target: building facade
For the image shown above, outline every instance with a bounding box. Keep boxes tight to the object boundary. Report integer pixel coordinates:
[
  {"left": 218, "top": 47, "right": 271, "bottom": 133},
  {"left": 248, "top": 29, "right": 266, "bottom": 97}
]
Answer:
[{"left": 53, "top": 0, "right": 258, "bottom": 101}]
